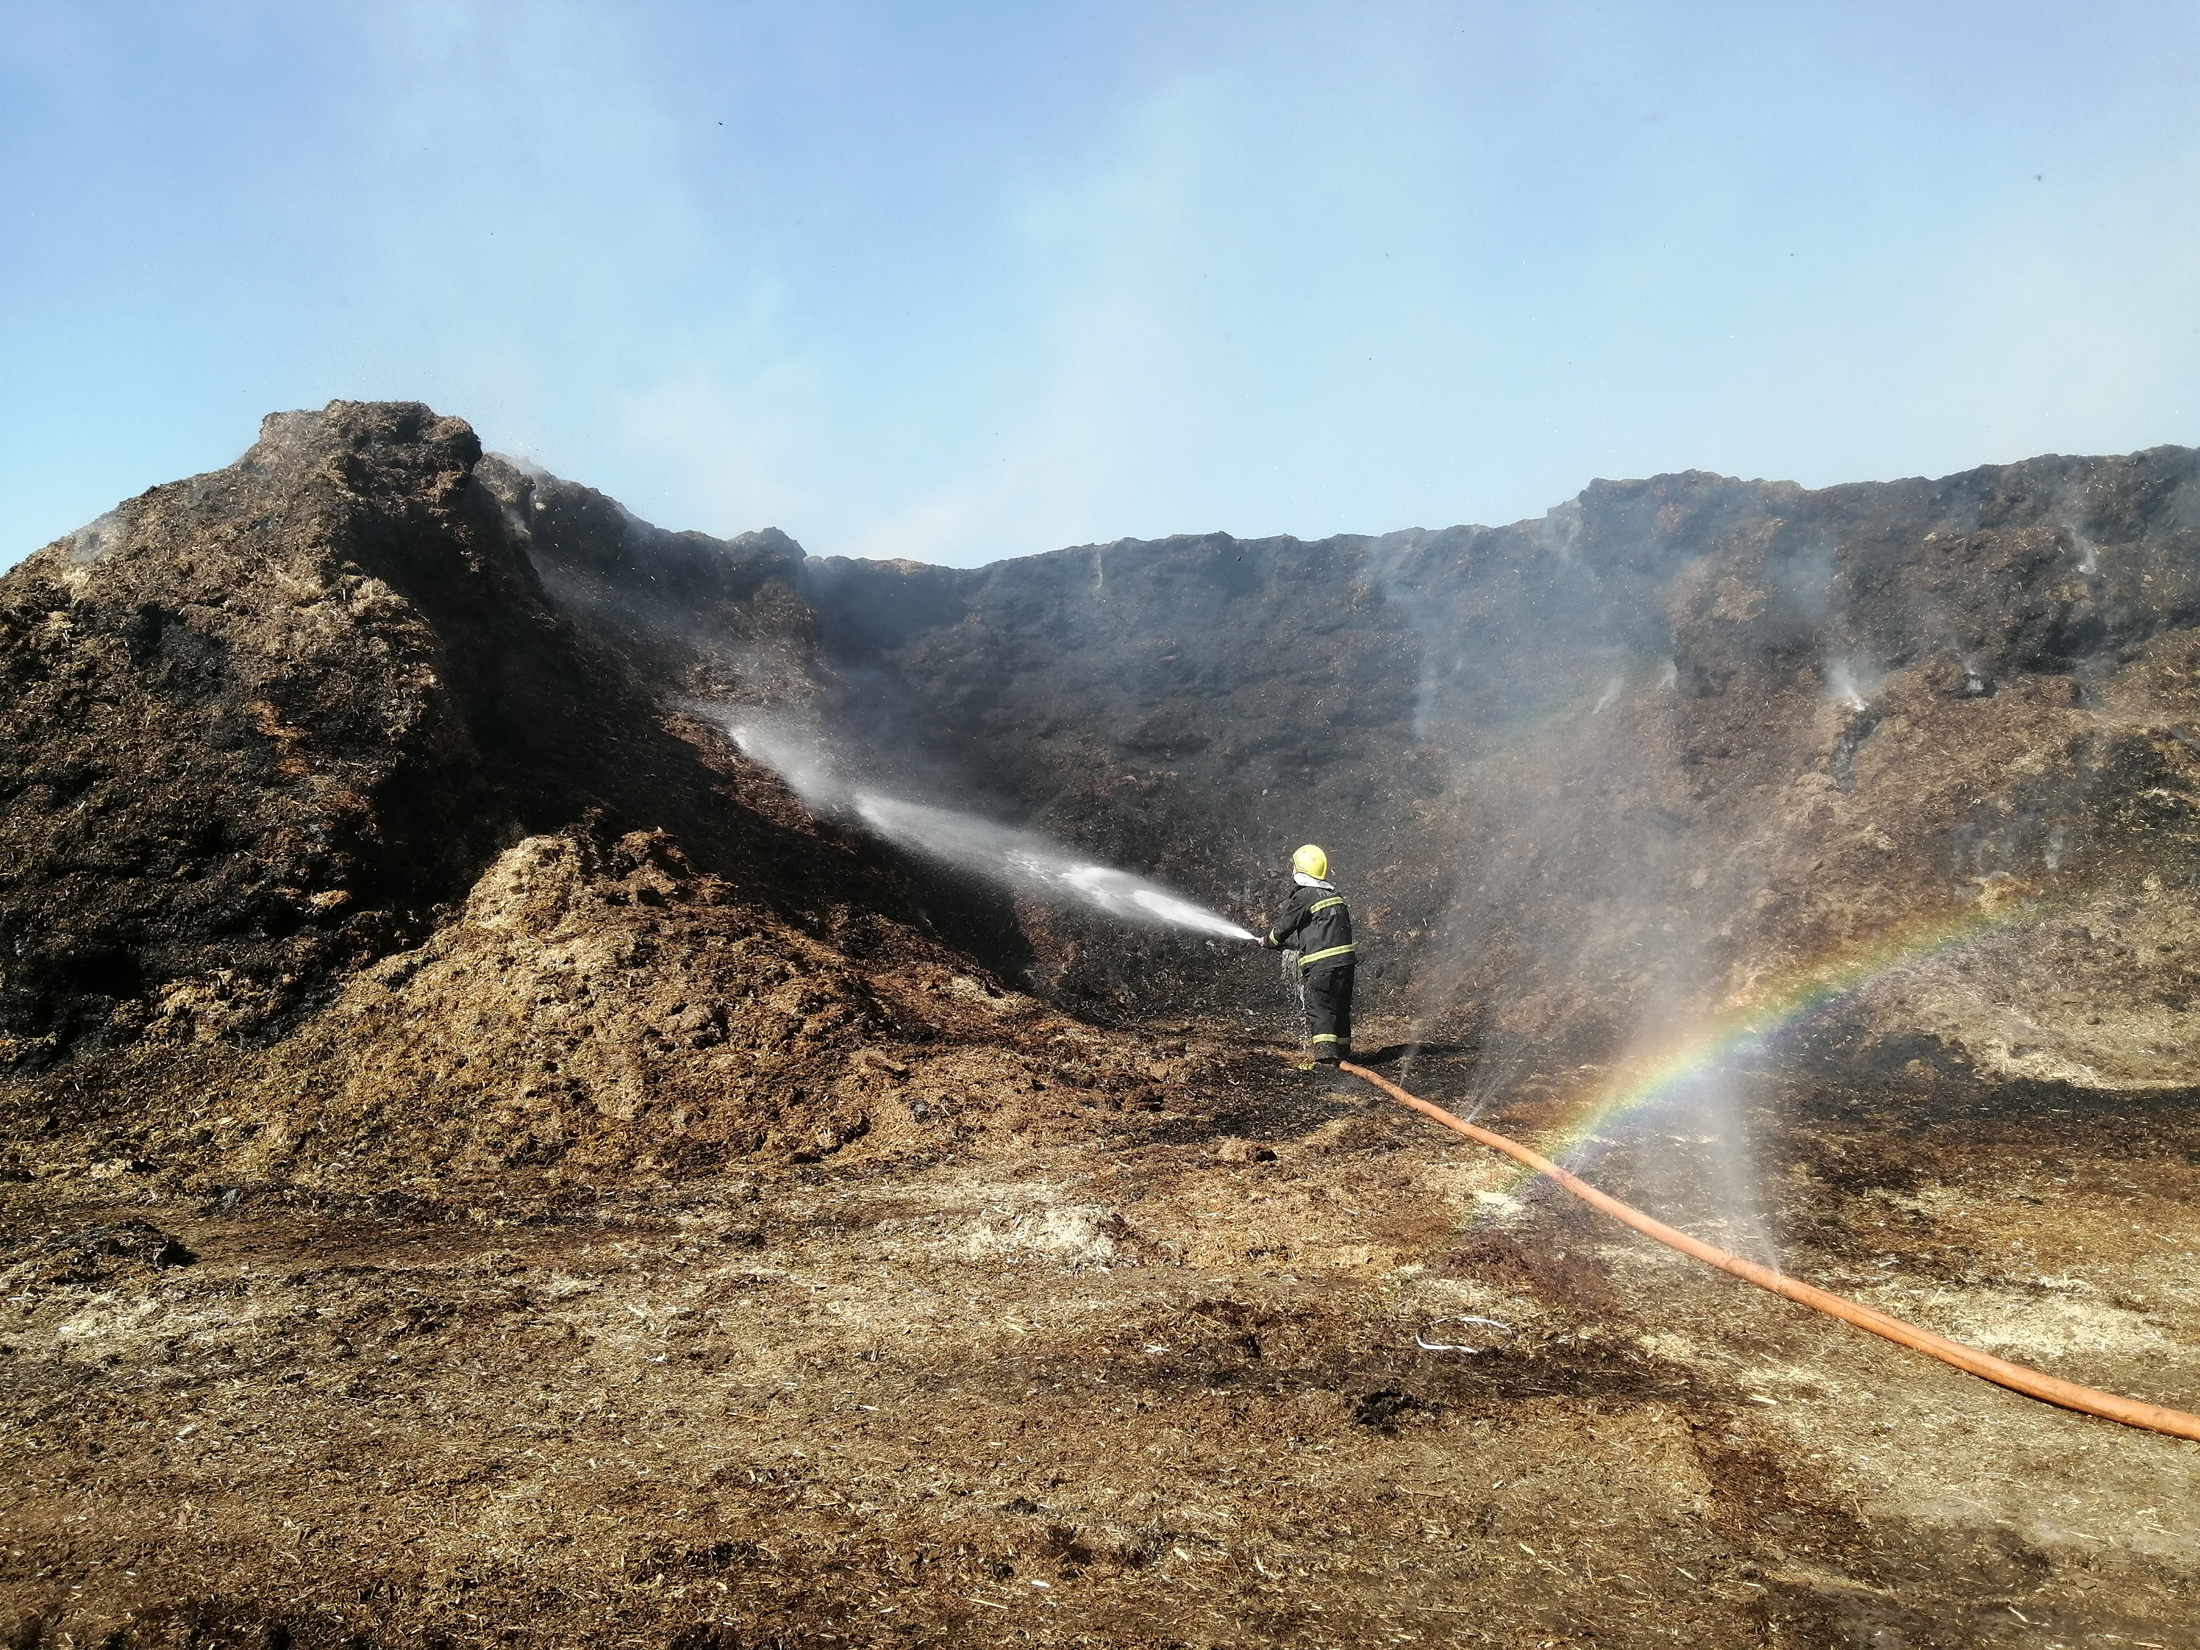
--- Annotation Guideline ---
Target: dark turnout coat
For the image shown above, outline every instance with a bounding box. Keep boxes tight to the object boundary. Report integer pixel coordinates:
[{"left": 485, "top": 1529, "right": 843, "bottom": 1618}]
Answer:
[{"left": 1265, "top": 881, "right": 1355, "bottom": 974}]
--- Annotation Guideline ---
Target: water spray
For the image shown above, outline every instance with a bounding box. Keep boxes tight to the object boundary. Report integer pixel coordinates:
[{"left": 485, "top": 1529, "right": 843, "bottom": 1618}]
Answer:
[
  {"left": 1342, "top": 1060, "right": 2200, "bottom": 1442},
  {"left": 851, "top": 792, "right": 1259, "bottom": 940},
  {"left": 716, "top": 713, "right": 1260, "bottom": 943}
]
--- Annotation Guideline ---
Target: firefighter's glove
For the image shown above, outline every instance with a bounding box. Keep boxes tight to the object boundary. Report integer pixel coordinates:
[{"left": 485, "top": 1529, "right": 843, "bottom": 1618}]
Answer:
[{"left": 1260, "top": 935, "right": 1279, "bottom": 950}]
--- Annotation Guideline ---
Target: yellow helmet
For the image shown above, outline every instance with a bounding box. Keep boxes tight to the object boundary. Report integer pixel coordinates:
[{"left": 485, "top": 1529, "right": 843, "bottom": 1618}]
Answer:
[{"left": 1291, "top": 843, "right": 1329, "bottom": 879}]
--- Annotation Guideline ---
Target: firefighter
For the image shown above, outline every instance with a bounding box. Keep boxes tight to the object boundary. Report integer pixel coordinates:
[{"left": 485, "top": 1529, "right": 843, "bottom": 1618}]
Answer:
[{"left": 1260, "top": 843, "right": 1355, "bottom": 1066}]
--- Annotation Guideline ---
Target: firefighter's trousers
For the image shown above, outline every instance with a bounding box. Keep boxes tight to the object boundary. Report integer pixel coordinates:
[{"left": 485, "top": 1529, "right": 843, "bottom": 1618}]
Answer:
[{"left": 1302, "top": 963, "right": 1354, "bottom": 1061}]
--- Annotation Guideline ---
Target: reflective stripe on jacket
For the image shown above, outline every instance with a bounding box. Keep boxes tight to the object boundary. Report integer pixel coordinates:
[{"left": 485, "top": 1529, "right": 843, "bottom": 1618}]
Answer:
[{"left": 1266, "top": 883, "right": 1354, "bottom": 973}]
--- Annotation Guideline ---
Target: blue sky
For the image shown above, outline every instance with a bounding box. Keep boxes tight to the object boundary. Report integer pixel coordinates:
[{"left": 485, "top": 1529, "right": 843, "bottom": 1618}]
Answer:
[{"left": 4, "top": 1, "right": 2197, "bottom": 570}]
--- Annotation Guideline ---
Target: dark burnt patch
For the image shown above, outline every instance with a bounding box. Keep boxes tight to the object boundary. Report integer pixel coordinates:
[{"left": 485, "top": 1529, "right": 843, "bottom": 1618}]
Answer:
[{"left": 1435, "top": 1227, "right": 1623, "bottom": 1317}]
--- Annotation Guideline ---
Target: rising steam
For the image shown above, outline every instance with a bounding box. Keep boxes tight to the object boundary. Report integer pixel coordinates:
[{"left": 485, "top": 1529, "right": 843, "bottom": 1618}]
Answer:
[{"left": 714, "top": 714, "right": 1257, "bottom": 942}]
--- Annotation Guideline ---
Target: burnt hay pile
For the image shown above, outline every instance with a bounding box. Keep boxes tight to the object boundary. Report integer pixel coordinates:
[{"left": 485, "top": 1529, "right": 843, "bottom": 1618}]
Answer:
[{"left": 0, "top": 403, "right": 1180, "bottom": 1198}]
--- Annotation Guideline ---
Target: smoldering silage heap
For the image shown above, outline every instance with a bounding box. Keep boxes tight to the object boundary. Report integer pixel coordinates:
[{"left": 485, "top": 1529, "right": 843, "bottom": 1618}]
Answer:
[
  {"left": 5, "top": 398, "right": 2200, "bottom": 1196},
  {"left": 0, "top": 402, "right": 1174, "bottom": 1194},
  {"left": 795, "top": 450, "right": 2200, "bottom": 1088}
]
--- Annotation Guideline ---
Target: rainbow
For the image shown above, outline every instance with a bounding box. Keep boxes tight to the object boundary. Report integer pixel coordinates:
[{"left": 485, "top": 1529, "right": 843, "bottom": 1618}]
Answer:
[{"left": 1466, "top": 894, "right": 2055, "bottom": 1204}]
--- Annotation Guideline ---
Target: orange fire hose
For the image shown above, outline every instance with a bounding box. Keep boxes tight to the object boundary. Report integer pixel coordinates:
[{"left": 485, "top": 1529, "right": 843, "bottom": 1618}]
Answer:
[{"left": 1340, "top": 1060, "right": 2200, "bottom": 1442}]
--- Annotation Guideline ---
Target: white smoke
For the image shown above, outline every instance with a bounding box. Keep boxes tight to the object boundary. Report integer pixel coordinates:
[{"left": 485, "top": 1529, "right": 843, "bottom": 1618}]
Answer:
[
  {"left": 1824, "top": 655, "right": 1884, "bottom": 711},
  {"left": 715, "top": 713, "right": 1257, "bottom": 942}
]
